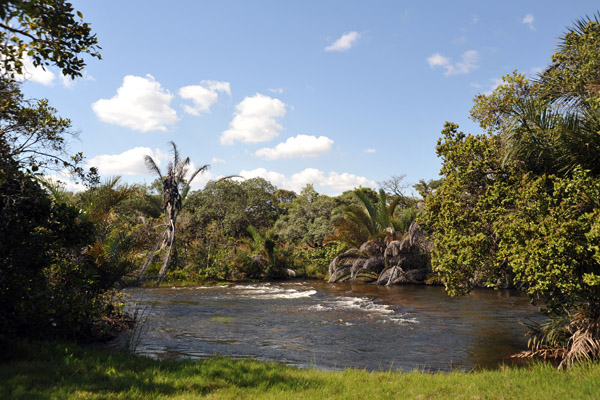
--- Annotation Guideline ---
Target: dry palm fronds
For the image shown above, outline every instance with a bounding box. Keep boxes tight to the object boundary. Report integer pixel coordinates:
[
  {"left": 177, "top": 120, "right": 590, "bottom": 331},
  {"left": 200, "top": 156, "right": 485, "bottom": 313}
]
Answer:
[{"left": 560, "top": 311, "right": 600, "bottom": 369}]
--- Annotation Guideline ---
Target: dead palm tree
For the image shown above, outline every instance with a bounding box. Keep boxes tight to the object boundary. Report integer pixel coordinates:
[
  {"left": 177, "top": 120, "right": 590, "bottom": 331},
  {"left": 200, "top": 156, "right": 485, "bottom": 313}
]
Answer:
[{"left": 137, "top": 142, "right": 208, "bottom": 284}]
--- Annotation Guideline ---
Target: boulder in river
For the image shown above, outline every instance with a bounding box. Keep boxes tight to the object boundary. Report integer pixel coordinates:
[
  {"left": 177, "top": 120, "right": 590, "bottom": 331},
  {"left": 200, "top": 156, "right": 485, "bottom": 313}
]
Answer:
[{"left": 328, "top": 221, "right": 432, "bottom": 285}]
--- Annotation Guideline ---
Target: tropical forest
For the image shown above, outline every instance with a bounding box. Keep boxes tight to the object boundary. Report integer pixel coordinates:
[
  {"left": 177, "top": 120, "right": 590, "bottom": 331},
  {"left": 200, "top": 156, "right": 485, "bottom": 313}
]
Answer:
[{"left": 1, "top": 1, "right": 600, "bottom": 399}]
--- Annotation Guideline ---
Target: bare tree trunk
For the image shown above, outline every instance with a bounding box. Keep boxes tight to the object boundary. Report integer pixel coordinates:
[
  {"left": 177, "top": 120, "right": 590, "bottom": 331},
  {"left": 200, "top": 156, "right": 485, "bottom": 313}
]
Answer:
[
  {"left": 137, "top": 229, "right": 168, "bottom": 283},
  {"left": 156, "top": 218, "right": 176, "bottom": 284}
]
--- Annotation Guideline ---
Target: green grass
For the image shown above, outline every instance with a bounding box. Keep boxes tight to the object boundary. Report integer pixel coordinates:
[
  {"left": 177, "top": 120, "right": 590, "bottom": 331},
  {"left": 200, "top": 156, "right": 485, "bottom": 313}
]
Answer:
[{"left": 1, "top": 341, "right": 599, "bottom": 399}]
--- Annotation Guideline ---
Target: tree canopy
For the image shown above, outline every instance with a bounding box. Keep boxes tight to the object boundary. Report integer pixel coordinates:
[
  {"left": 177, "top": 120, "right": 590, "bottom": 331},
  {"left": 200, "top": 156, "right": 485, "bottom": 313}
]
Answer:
[
  {"left": 421, "top": 15, "right": 600, "bottom": 366},
  {"left": 0, "top": 0, "right": 101, "bottom": 79}
]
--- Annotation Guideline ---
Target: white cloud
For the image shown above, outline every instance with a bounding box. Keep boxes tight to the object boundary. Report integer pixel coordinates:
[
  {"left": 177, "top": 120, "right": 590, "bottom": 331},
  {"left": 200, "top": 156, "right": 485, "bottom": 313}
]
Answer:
[
  {"left": 522, "top": 14, "right": 535, "bottom": 31},
  {"left": 178, "top": 80, "right": 231, "bottom": 115},
  {"left": 239, "top": 167, "right": 375, "bottom": 194},
  {"left": 325, "top": 31, "right": 361, "bottom": 52},
  {"left": 255, "top": 135, "right": 334, "bottom": 160},
  {"left": 18, "top": 56, "right": 55, "bottom": 85},
  {"left": 61, "top": 75, "right": 75, "bottom": 89},
  {"left": 364, "top": 148, "right": 376, "bottom": 153},
  {"left": 221, "top": 94, "right": 287, "bottom": 145},
  {"left": 211, "top": 157, "right": 226, "bottom": 164},
  {"left": 92, "top": 74, "right": 178, "bottom": 132},
  {"left": 268, "top": 88, "right": 284, "bottom": 94},
  {"left": 60, "top": 71, "right": 95, "bottom": 89},
  {"left": 427, "top": 53, "right": 450, "bottom": 68},
  {"left": 44, "top": 173, "right": 87, "bottom": 193},
  {"left": 86, "top": 147, "right": 169, "bottom": 176},
  {"left": 427, "top": 50, "right": 479, "bottom": 76}
]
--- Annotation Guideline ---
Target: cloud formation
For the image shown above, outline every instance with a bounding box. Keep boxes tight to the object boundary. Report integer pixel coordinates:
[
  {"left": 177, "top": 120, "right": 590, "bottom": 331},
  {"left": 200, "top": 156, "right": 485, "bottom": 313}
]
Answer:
[
  {"left": 44, "top": 172, "right": 87, "bottom": 193},
  {"left": 86, "top": 147, "right": 168, "bottom": 176},
  {"left": 92, "top": 74, "right": 178, "bottom": 132},
  {"left": 15, "top": 56, "right": 56, "bottom": 85},
  {"left": 325, "top": 31, "right": 361, "bottom": 52},
  {"left": 239, "top": 167, "right": 375, "bottom": 194},
  {"left": 178, "top": 80, "right": 231, "bottom": 115},
  {"left": 427, "top": 50, "right": 479, "bottom": 76},
  {"left": 522, "top": 14, "right": 535, "bottom": 31},
  {"left": 255, "top": 135, "right": 334, "bottom": 160},
  {"left": 221, "top": 94, "right": 286, "bottom": 145}
]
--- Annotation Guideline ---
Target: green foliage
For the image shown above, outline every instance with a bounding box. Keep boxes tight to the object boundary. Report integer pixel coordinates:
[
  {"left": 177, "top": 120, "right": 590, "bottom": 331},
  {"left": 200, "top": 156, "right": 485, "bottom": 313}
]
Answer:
[
  {"left": 186, "top": 178, "right": 278, "bottom": 238},
  {"left": 0, "top": 0, "right": 101, "bottom": 79},
  {"left": 184, "top": 224, "right": 239, "bottom": 281},
  {"left": 273, "top": 184, "right": 344, "bottom": 247},
  {"left": 292, "top": 242, "right": 347, "bottom": 278},
  {"left": 419, "top": 123, "right": 519, "bottom": 295},
  {"left": 498, "top": 170, "right": 600, "bottom": 315},
  {"left": 1, "top": 79, "right": 98, "bottom": 183},
  {"left": 0, "top": 137, "right": 124, "bottom": 340},
  {"left": 422, "top": 15, "right": 600, "bottom": 363},
  {"left": 327, "top": 188, "right": 415, "bottom": 248}
]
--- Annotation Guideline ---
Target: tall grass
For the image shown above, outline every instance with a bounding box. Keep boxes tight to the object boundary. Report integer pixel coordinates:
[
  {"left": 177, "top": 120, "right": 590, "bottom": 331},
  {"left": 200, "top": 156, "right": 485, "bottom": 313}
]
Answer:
[{"left": 1, "top": 341, "right": 599, "bottom": 399}]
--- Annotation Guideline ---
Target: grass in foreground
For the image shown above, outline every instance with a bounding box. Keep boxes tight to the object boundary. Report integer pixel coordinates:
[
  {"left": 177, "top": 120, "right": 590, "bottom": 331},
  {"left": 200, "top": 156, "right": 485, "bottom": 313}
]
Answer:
[{"left": 1, "top": 341, "right": 599, "bottom": 400}]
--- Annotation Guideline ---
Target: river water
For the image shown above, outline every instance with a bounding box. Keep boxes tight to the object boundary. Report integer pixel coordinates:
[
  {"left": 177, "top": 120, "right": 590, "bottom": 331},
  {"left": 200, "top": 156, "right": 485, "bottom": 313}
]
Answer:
[{"left": 119, "top": 280, "right": 544, "bottom": 372}]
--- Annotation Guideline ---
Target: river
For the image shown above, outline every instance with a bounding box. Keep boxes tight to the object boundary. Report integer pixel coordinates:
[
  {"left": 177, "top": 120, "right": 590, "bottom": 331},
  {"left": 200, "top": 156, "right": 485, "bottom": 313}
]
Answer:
[{"left": 118, "top": 280, "right": 544, "bottom": 372}]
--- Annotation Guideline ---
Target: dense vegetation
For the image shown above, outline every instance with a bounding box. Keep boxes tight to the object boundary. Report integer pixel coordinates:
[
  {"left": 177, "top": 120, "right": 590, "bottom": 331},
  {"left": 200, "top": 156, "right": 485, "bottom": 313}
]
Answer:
[
  {"left": 2, "top": 0, "right": 600, "bottom": 378},
  {"left": 420, "top": 15, "right": 600, "bottom": 366}
]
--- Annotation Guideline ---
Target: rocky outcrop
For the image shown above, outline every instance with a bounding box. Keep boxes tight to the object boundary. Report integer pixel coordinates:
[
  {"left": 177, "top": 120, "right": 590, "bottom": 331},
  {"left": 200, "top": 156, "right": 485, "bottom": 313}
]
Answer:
[{"left": 328, "top": 221, "right": 432, "bottom": 286}]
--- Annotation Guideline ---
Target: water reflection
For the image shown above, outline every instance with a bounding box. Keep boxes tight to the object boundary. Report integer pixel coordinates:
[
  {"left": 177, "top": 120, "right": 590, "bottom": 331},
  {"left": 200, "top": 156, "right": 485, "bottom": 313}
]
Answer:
[{"left": 115, "top": 281, "right": 544, "bottom": 372}]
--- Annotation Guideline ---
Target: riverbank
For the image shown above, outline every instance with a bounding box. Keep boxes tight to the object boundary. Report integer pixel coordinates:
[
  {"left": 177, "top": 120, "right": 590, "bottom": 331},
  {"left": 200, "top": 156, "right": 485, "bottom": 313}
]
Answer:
[{"left": 2, "top": 341, "right": 599, "bottom": 399}]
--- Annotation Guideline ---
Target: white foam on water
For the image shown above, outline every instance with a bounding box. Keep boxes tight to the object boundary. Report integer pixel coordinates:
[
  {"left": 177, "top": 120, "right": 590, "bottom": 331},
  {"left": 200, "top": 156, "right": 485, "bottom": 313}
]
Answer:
[
  {"left": 256, "top": 289, "right": 317, "bottom": 299},
  {"left": 309, "top": 295, "right": 419, "bottom": 325},
  {"left": 308, "top": 304, "right": 330, "bottom": 311},
  {"left": 331, "top": 296, "right": 394, "bottom": 314},
  {"left": 229, "top": 284, "right": 316, "bottom": 299},
  {"left": 387, "top": 316, "right": 419, "bottom": 325}
]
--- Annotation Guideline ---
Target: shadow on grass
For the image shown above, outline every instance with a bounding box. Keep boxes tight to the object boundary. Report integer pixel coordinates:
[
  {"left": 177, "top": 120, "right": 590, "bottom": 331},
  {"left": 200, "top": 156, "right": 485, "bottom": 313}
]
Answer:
[{"left": 0, "top": 341, "right": 323, "bottom": 399}]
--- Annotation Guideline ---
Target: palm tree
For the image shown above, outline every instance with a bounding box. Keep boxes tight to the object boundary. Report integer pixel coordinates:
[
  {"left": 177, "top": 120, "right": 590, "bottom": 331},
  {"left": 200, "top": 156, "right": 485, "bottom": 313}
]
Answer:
[
  {"left": 502, "top": 96, "right": 600, "bottom": 177},
  {"left": 137, "top": 142, "right": 208, "bottom": 284},
  {"left": 326, "top": 188, "right": 414, "bottom": 248}
]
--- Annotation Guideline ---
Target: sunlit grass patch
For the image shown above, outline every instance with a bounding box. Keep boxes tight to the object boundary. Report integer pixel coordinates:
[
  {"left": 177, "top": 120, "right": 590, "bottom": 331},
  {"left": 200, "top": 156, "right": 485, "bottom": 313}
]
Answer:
[{"left": 1, "top": 341, "right": 599, "bottom": 399}]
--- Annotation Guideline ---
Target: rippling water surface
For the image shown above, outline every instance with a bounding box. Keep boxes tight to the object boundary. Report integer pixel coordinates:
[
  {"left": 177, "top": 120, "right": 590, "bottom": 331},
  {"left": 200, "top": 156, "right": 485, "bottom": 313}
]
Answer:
[{"left": 118, "top": 281, "right": 543, "bottom": 371}]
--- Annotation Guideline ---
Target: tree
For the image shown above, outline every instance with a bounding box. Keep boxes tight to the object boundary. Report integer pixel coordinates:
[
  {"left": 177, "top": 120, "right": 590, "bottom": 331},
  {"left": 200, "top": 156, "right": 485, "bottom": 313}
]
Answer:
[
  {"left": 326, "top": 188, "right": 412, "bottom": 248},
  {"left": 422, "top": 15, "right": 600, "bottom": 366},
  {"left": 1, "top": 77, "right": 98, "bottom": 183},
  {"left": 0, "top": 0, "right": 101, "bottom": 80},
  {"left": 185, "top": 177, "right": 279, "bottom": 238},
  {"left": 378, "top": 174, "right": 415, "bottom": 207},
  {"left": 273, "top": 185, "right": 342, "bottom": 247},
  {"left": 137, "top": 142, "right": 208, "bottom": 283},
  {"left": 0, "top": 1, "right": 100, "bottom": 183}
]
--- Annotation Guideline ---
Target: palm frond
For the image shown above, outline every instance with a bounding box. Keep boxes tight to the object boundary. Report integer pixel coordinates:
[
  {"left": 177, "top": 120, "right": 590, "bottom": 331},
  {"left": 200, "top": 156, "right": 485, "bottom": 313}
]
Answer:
[
  {"left": 169, "top": 141, "right": 180, "bottom": 173},
  {"left": 353, "top": 190, "right": 377, "bottom": 222},
  {"left": 187, "top": 163, "right": 210, "bottom": 185},
  {"left": 144, "top": 155, "right": 163, "bottom": 179}
]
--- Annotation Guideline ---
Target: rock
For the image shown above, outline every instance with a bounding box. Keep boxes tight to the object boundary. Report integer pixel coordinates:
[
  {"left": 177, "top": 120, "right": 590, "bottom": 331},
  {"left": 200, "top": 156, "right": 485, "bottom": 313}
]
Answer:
[
  {"left": 351, "top": 256, "right": 384, "bottom": 282},
  {"left": 377, "top": 264, "right": 430, "bottom": 286},
  {"left": 329, "top": 221, "right": 432, "bottom": 285},
  {"left": 328, "top": 249, "right": 359, "bottom": 283},
  {"left": 358, "top": 240, "right": 385, "bottom": 258}
]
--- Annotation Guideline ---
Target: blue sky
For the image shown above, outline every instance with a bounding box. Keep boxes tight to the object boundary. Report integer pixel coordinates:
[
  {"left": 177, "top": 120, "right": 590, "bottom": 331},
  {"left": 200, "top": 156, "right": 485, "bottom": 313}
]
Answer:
[{"left": 18, "top": 0, "right": 600, "bottom": 195}]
